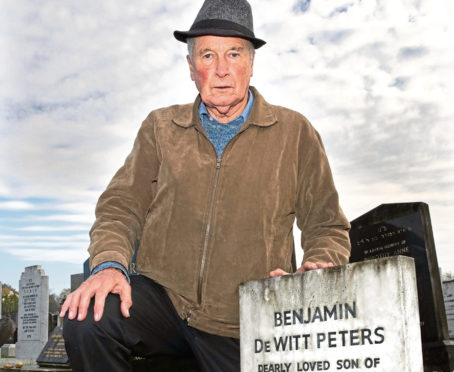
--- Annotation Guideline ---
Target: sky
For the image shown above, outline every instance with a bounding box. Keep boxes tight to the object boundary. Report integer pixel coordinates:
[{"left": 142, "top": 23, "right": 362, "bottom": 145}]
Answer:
[{"left": 0, "top": 0, "right": 453, "bottom": 295}]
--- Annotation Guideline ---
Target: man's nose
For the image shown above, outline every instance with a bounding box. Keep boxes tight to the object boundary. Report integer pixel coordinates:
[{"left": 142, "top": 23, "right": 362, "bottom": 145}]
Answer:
[{"left": 215, "top": 57, "right": 229, "bottom": 77}]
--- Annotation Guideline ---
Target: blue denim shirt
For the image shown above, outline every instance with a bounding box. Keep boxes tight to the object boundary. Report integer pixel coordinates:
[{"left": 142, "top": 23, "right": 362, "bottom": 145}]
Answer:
[{"left": 199, "top": 90, "right": 254, "bottom": 157}]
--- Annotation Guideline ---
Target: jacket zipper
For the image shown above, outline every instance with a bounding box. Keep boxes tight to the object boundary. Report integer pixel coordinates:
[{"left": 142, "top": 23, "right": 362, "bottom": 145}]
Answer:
[
  {"left": 195, "top": 121, "right": 251, "bottom": 306},
  {"left": 197, "top": 157, "right": 222, "bottom": 304}
]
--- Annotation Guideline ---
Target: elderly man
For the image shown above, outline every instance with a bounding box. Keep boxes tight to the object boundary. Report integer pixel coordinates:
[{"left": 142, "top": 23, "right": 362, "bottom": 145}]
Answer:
[{"left": 61, "top": 0, "right": 350, "bottom": 371}]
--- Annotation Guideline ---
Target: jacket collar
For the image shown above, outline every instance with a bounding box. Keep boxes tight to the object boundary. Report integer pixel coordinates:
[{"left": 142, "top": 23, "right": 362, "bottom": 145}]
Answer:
[{"left": 172, "top": 86, "right": 277, "bottom": 128}]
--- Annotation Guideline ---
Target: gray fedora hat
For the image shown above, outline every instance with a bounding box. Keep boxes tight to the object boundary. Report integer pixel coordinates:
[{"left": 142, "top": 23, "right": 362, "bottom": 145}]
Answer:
[{"left": 174, "top": 0, "right": 266, "bottom": 49}]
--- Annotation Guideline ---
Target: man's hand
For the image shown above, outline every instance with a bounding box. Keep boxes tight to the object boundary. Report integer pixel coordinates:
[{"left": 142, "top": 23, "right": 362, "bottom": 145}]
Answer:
[
  {"left": 59, "top": 268, "right": 132, "bottom": 322},
  {"left": 269, "top": 261, "right": 334, "bottom": 277}
]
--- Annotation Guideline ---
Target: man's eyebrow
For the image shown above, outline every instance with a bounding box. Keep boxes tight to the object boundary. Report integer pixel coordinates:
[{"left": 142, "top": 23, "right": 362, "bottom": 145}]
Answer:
[
  {"left": 198, "top": 48, "right": 213, "bottom": 56},
  {"left": 197, "top": 46, "right": 245, "bottom": 56}
]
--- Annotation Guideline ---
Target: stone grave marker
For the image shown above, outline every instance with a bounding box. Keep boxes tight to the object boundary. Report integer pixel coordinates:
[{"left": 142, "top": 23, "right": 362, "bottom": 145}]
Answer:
[
  {"left": 49, "top": 313, "right": 58, "bottom": 334},
  {"left": 37, "top": 324, "right": 70, "bottom": 368},
  {"left": 442, "top": 280, "right": 454, "bottom": 338},
  {"left": 15, "top": 265, "right": 49, "bottom": 360},
  {"left": 1, "top": 343, "right": 15, "bottom": 358},
  {"left": 0, "top": 281, "right": 2, "bottom": 318},
  {"left": 70, "top": 273, "right": 84, "bottom": 292},
  {"left": 240, "top": 256, "right": 423, "bottom": 372},
  {"left": 83, "top": 258, "right": 90, "bottom": 280},
  {"left": 348, "top": 203, "right": 454, "bottom": 371}
]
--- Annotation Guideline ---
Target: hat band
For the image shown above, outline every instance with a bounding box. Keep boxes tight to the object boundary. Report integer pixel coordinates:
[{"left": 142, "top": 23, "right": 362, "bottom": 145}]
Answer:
[{"left": 190, "top": 19, "right": 256, "bottom": 39}]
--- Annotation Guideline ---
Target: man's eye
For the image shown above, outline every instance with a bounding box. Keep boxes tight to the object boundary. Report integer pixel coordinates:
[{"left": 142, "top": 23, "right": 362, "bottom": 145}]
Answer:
[
  {"left": 203, "top": 53, "right": 212, "bottom": 59},
  {"left": 230, "top": 53, "right": 240, "bottom": 57}
]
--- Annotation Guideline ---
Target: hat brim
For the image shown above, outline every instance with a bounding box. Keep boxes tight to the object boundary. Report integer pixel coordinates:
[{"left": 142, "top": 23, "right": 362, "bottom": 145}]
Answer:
[{"left": 174, "top": 28, "right": 266, "bottom": 49}]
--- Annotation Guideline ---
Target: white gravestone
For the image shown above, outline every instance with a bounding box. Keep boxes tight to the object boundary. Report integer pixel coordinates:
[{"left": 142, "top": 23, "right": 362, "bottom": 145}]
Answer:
[
  {"left": 0, "top": 280, "right": 2, "bottom": 319},
  {"left": 240, "top": 256, "right": 423, "bottom": 372},
  {"left": 442, "top": 280, "right": 454, "bottom": 338},
  {"left": 1, "top": 344, "right": 15, "bottom": 357},
  {"left": 15, "top": 265, "right": 49, "bottom": 360}
]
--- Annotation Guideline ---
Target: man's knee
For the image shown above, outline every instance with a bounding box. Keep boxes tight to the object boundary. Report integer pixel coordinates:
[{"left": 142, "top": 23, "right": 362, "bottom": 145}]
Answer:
[{"left": 63, "top": 293, "right": 123, "bottom": 344}]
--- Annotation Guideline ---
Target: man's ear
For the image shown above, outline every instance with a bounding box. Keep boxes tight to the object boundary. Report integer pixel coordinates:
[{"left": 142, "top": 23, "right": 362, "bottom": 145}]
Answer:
[
  {"left": 187, "top": 55, "right": 195, "bottom": 81},
  {"left": 250, "top": 50, "right": 255, "bottom": 78}
]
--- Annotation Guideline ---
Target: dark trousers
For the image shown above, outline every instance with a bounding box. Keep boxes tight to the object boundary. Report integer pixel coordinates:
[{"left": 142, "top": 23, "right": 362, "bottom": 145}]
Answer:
[{"left": 63, "top": 275, "right": 240, "bottom": 372}]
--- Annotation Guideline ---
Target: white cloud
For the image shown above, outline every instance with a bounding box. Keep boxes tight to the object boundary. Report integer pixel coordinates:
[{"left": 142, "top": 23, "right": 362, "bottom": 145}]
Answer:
[
  {"left": 0, "top": 234, "right": 87, "bottom": 242},
  {"left": 0, "top": 201, "right": 36, "bottom": 210},
  {"left": 3, "top": 248, "right": 87, "bottom": 263},
  {"left": 34, "top": 214, "right": 95, "bottom": 224},
  {"left": 13, "top": 225, "right": 91, "bottom": 232}
]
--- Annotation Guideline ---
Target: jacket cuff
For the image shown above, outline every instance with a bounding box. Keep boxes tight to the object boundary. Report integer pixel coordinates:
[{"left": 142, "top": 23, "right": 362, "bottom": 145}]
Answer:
[
  {"left": 91, "top": 261, "right": 130, "bottom": 284},
  {"left": 90, "top": 249, "right": 130, "bottom": 271}
]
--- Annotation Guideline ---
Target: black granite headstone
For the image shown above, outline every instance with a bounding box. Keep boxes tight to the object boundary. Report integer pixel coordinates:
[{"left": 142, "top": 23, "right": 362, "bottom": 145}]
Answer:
[
  {"left": 36, "top": 324, "right": 70, "bottom": 368},
  {"left": 70, "top": 273, "right": 84, "bottom": 291},
  {"left": 349, "top": 202, "right": 454, "bottom": 372}
]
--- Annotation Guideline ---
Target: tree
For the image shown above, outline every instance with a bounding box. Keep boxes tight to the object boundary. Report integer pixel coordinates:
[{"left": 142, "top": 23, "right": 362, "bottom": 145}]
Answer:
[
  {"left": 2, "top": 292, "right": 18, "bottom": 318},
  {"left": 57, "top": 288, "right": 71, "bottom": 305},
  {"left": 48, "top": 288, "right": 71, "bottom": 313},
  {"left": 2, "top": 283, "right": 18, "bottom": 296},
  {"left": 2, "top": 283, "right": 18, "bottom": 318}
]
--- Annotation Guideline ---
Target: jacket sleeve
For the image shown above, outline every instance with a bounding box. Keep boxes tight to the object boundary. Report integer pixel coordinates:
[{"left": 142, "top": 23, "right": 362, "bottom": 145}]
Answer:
[
  {"left": 295, "top": 120, "right": 351, "bottom": 266},
  {"left": 88, "top": 114, "right": 160, "bottom": 271}
]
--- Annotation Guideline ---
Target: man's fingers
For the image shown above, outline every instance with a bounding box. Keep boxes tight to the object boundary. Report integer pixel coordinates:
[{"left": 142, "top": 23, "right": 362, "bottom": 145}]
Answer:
[
  {"left": 59, "top": 293, "right": 72, "bottom": 318},
  {"left": 311, "top": 261, "right": 334, "bottom": 269},
  {"left": 67, "top": 290, "right": 82, "bottom": 320},
  {"left": 77, "top": 288, "right": 97, "bottom": 321},
  {"left": 271, "top": 262, "right": 335, "bottom": 276},
  {"left": 59, "top": 268, "right": 129, "bottom": 322},
  {"left": 270, "top": 268, "right": 289, "bottom": 277},
  {"left": 119, "top": 283, "right": 132, "bottom": 318},
  {"left": 301, "top": 261, "right": 318, "bottom": 272},
  {"left": 109, "top": 270, "right": 132, "bottom": 318},
  {"left": 93, "top": 289, "right": 109, "bottom": 322},
  {"left": 300, "top": 261, "right": 334, "bottom": 272}
]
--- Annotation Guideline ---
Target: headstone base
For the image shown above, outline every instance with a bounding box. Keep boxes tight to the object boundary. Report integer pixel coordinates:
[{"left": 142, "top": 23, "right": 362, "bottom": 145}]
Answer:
[
  {"left": 15, "top": 340, "right": 47, "bottom": 360},
  {"left": 423, "top": 340, "right": 454, "bottom": 372}
]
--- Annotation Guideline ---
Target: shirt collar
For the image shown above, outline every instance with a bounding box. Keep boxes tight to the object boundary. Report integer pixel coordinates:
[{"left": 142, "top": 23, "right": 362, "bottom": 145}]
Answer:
[{"left": 198, "top": 90, "right": 254, "bottom": 123}]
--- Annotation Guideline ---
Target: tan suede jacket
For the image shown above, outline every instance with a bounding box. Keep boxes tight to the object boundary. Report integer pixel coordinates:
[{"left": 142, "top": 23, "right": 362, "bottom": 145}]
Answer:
[{"left": 88, "top": 87, "right": 350, "bottom": 338}]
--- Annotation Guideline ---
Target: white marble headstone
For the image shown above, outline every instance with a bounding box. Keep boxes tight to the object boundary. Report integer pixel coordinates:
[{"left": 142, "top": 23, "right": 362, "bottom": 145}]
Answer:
[
  {"left": 240, "top": 256, "right": 423, "bottom": 372},
  {"left": 15, "top": 265, "right": 49, "bottom": 360}
]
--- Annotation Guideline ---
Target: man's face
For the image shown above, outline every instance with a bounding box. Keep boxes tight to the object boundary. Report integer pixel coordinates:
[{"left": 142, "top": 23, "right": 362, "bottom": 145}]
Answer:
[{"left": 187, "top": 35, "right": 255, "bottom": 122}]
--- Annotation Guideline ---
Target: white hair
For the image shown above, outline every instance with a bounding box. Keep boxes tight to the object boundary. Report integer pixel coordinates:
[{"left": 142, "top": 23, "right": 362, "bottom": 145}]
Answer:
[{"left": 187, "top": 37, "right": 255, "bottom": 62}]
